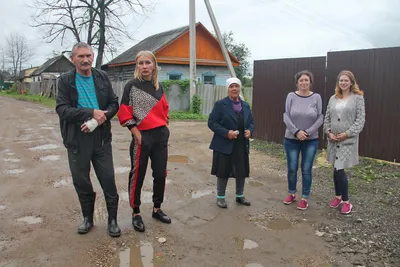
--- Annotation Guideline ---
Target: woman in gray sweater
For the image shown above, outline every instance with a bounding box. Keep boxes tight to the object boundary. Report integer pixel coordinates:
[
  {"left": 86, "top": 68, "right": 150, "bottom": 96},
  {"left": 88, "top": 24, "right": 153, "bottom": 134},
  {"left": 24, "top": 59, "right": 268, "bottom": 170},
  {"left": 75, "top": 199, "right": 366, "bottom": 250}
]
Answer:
[
  {"left": 323, "top": 70, "right": 365, "bottom": 214},
  {"left": 283, "top": 70, "right": 323, "bottom": 210}
]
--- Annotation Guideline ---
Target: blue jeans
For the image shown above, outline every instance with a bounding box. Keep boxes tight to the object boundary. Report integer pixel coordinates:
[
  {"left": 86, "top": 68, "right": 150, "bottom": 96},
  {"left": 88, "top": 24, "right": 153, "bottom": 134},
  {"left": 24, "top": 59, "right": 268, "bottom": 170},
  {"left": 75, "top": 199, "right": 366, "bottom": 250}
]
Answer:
[{"left": 284, "top": 138, "right": 318, "bottom": 199}]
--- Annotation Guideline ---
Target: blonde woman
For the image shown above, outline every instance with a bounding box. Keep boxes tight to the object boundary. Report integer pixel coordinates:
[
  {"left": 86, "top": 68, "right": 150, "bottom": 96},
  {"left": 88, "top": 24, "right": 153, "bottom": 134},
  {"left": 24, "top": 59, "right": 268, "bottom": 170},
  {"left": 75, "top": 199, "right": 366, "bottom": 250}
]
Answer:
[
  {"left": 323, "top": 70, "right": 365, "bottom": 214},
  {"left": 118, "top": 51, "right": 171, "bottom": 232}
]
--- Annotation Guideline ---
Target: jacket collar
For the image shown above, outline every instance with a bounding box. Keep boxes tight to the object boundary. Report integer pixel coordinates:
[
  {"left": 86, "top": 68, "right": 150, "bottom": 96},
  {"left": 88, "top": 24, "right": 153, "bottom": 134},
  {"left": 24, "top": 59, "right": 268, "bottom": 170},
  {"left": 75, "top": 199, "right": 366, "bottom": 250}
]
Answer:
[{"left": 222, "top": 96, "right": 249, "bottom": 123}]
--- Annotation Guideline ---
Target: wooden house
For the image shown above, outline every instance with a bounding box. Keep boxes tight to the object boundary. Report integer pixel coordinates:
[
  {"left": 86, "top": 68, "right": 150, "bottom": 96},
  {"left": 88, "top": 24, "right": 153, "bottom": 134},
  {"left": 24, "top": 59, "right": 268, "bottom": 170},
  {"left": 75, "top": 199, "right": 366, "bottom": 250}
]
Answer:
[{"left": 102, "top": 22, "right": 240, "bottom": 86}]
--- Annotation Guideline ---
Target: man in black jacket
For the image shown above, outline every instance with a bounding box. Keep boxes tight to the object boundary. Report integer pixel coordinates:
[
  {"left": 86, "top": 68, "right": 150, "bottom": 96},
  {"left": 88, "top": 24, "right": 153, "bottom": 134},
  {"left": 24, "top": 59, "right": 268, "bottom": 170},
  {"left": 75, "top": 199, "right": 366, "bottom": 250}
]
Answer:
[{"left": 56, "top": 42, "right": 120, "bottom": 237}]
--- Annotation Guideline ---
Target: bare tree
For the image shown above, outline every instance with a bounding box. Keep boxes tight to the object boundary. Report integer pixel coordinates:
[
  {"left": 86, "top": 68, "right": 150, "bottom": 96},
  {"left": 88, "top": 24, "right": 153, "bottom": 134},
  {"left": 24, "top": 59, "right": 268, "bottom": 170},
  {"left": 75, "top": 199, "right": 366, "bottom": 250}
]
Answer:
[
  {"left": 30, "top": 0, "right": 150, "bottom": 68},
  {"left": 5, "top": 33, "right": 32, "bottom": 81}
]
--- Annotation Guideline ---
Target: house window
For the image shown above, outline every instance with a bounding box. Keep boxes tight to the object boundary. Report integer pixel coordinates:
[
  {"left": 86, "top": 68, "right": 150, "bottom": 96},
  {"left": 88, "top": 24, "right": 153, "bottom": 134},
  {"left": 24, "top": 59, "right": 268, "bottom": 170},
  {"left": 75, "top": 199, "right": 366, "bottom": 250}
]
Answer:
[
  {"left": 167, "top": 71, "right": 182, "bottom": 80},
  {"left": 202, "top": 72, "right": 216, "bottom": 85}
]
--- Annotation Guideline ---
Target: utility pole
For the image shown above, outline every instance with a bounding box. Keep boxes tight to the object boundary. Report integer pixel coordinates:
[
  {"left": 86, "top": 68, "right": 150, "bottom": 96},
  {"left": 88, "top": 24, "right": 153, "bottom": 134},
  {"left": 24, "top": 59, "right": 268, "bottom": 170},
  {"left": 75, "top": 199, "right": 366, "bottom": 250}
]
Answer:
[
  {"left": 204, "top": 0, "right": 236, "bottom": 78},
  {"left": 189, "top": 0, "right": 197, "bottom": 99}
]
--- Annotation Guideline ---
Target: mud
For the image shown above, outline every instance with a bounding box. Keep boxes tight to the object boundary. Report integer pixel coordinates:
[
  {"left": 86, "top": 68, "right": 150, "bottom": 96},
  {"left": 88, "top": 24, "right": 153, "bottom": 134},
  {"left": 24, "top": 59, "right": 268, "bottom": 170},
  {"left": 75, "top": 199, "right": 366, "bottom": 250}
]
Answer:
[{"left": 0, "top": 96, "right": 361, "bottom": 267}]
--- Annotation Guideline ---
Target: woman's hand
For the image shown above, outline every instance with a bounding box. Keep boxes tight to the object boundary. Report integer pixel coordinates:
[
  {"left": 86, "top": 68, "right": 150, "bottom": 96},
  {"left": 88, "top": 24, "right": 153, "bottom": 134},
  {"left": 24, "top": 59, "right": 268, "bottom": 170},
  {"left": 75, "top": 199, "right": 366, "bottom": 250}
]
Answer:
[
  {"left": 130, "top": 127, "right": 142, "bottom": 145},
  {"left": 337, "top": 132, "right": 348, "bottom": 141},
  {"left": 244, "top": 130, "right": 251, "bottom": 139},
  {"left": 296, "top": 130, "right": 308, "bottom": 141},
  {"left": 328, "top": 132, "right": 339, "bottom": 142},
  {"left": 227, "top": 130, "right": 238, "bottom": 140}
]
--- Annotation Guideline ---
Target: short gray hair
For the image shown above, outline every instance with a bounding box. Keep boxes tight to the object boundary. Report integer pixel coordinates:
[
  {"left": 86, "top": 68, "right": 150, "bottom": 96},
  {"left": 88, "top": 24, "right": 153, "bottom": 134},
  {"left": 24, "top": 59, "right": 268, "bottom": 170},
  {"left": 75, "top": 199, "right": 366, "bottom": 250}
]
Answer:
[{"left": 71, "top": 42, "right": 93, "bottom": 56}]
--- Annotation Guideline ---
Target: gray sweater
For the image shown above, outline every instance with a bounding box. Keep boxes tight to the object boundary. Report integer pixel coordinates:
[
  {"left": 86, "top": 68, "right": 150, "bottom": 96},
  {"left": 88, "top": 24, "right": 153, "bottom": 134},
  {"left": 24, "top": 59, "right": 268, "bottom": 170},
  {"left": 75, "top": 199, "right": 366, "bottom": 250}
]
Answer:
[{"left": 284, "top": 92, "right": 323, "bottom": 140}]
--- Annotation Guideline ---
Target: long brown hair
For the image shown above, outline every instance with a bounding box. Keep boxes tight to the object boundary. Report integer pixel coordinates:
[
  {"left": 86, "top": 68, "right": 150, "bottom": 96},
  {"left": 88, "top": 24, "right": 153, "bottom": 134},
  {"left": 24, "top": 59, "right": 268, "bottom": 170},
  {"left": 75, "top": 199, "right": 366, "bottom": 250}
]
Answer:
[
  {"left": 134, "top": 50, "right": 159, "bottom": 90},
  {"left": 335, "top": 70, "right": 364, "bottom": 98}
]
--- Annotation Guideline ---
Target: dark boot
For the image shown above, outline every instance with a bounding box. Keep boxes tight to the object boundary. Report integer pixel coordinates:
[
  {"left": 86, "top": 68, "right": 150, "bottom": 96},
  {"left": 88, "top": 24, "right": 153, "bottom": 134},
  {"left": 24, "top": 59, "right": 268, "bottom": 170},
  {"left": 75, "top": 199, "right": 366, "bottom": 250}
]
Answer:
[
  {"left": 216, "top": 198, "right": 227, "bottom": 208},
  {"left": 132, "top": 215, "right": 145, "bottom": 232},
  {"left": 77, "top": 193, "right": 96, "bottom": 234},
  {"left": 106, "top": 195, "right": 121, "bottom": 237},
  {"left": 236, "top": 197, "right": 251, "bottom": 206}
]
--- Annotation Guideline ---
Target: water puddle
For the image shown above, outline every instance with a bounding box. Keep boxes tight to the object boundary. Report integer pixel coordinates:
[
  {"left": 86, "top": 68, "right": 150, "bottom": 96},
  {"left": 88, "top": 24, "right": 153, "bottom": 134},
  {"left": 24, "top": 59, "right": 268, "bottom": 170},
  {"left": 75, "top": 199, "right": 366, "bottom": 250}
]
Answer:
[
  {"left": 191, "top": 189, "right": 214, "bottom": 199},
  {"left": 40, "top": 155, "right": 61, "bottom": 161},
  {"left": 267, "top": 218, "right": 292, "bottom": 230},
  {"left": 29, "top": 144, "right": 59, "bottom": 151},
  {"left": 115, "top": 166, "right": 130, "bottom": 174},
  {"left": 239, "top": 239, "right": 259, "bottom": 250},
  {"left": 248, "top": 180, "right": 264, "bottom": 187},
  {"left": 53, "top": 177, "right": 73, "bottom": 188},
  {"left": 168, "top": 155, "right": 189, "bottom": 163},
  {"left": 0, "top": 205, "right": 6, "bottom": 211},
  {"left": 120, "top": 241, "right": 164, "bottom": 267},
  {"left": 17, "top": 216, "right": 42, "bottom": 224},
  {"left": 3, "top": 158, "right": 21, "bottom": 163},
  {"left": 5, "top": 169, "right": 26, "bottom": 175}
]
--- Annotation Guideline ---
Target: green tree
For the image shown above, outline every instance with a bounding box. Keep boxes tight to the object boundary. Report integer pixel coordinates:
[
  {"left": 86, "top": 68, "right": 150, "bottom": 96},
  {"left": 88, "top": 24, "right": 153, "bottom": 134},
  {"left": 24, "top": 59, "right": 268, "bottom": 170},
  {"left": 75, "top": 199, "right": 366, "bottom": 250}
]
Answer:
[{"left": 222, "top": 31, "right": 251, "bottom": 81}]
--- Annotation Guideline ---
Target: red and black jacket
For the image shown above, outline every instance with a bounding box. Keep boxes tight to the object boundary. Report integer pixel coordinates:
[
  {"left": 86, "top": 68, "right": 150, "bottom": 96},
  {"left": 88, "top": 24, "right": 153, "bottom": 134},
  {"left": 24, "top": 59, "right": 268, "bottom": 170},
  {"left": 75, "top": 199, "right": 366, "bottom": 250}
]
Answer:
[{"left": 118, "top": 79, "right": 169, "bottom": 131}]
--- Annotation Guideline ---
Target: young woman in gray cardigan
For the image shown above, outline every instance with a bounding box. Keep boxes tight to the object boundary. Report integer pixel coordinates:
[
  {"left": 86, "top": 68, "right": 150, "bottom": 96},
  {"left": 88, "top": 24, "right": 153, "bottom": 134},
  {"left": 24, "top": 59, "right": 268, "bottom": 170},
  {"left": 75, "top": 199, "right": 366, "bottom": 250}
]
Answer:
[{"left": 323, "top": 70, "right": 365, "bottom": 214}]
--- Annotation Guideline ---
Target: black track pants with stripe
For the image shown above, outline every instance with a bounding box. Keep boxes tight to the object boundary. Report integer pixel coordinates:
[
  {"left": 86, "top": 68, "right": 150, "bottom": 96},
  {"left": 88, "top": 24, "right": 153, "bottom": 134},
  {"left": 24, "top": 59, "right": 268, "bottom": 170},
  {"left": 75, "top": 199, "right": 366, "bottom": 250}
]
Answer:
[{"left": 128, "top": 126, "right": 169, "bottom": 213}]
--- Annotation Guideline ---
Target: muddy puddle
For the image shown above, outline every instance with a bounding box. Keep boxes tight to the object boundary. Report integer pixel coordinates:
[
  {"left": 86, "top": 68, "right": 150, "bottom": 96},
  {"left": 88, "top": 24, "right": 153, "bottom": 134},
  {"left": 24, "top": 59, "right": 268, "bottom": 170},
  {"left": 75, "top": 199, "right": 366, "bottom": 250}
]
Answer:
[
  {"left": 247, "top": 180, "right": 264, "bottom": 187},
  {"left": 115, "top": 166, "right": 130, "bottom": 174},
  {"left": 3, "top": 158, "right": 21, "bottom": 163},
  {"left": 17, "top": 216, "right": 42, "bottom": 224},
  {"left": 238, "top": 239, "right": 259, "bottom": 250},
  {"left": 119, "top": 241, "right": 164, "bottom": 267},
  {"left": 168, "top": 155, "right": 189, "bottom": 163},
  {"left": 5, "top": 169, "right": 26, "bottom": 175},
  {"left": 40, "top": 155, "right": 61, "bottom": 161},
  {"left": 191, "top": 189, "right": 214, "bottom": 199},
  {"left": 53, "top": 177, "right": 73, "bottom": 188},
  {"left": 267, "top": 218, "right": 292, "bottom": 230},
  {"left": 29, "top": 144, "right": 59, "bottom": 151}
]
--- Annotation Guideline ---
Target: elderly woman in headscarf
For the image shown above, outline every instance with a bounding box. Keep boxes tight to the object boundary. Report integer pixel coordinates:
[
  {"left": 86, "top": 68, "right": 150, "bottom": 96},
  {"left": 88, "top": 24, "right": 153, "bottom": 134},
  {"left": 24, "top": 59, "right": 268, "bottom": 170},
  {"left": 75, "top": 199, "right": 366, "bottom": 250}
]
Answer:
[{"left": 208, "top": 77, "right": 255, "bottom": 208}]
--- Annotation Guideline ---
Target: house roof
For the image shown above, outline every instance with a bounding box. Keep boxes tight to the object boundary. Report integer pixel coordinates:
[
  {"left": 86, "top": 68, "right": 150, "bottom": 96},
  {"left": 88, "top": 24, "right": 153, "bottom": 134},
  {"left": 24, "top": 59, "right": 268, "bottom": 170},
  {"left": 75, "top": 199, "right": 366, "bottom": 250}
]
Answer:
[
  {"left": 106, "top": 25, "right": 189, "bottom": 66},
  {"left": 18, "top": 66, "right": 39, "bottom": 79},
  {"left": 104, "top": 22, "right": 240, "bottom": 67},
  {"left": 31, "top": 55, "right": 70, "bottom": 76}
]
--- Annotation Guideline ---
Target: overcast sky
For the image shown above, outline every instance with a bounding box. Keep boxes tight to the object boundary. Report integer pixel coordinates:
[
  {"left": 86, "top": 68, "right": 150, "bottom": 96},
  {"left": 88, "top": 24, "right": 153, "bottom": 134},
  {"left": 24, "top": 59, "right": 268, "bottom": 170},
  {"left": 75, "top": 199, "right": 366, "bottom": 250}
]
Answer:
[{"left": 1, "top": 0, "right": 399, "bottom": 74}]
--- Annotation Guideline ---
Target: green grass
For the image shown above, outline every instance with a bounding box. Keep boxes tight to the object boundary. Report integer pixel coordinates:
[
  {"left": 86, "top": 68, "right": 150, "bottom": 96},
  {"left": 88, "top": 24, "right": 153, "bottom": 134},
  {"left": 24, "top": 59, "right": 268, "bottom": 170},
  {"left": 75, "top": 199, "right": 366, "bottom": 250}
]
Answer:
[
  {"left": 0, "top": 91, "right": 56, "bottom": 108},
  {"left": 169, "top": 111, "right": 208, "bottom": 121},
  {"left": 251, "top": 139, "right": 286, "bottom": 162}
]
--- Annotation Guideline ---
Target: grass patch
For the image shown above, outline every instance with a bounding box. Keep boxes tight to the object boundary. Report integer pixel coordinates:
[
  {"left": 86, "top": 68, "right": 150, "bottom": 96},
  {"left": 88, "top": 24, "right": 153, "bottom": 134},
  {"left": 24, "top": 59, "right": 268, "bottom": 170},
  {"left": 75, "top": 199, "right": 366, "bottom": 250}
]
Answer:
[
  {"left": 169, "top": 111, "right": 207, "bottom": 121},
  {"left": 349, "top": 157, "right": 400, "bottom": 182},
  {"left": 252, "top": 139, "right": 286, "bottom": 162},
  {"left": 0, "top": 91, "right": 56, "bottom": 108}
]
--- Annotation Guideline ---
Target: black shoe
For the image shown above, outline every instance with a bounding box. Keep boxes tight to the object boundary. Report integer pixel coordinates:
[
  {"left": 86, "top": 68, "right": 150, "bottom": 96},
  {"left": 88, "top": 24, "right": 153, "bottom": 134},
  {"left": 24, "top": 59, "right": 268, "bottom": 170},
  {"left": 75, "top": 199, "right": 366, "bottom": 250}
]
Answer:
[
  {"left": 152, "top": 209, "right": 171, "bottom": 224},
  {"left": 216, "top": 198, "right": 227, "bottom": 208},
  {"left": 78, "top": 217, "right": 93, "bottom": 234},
  {"left": 108, "top": 218, "right": 121, "bottom": 237},
  {"left": 132, "top": 215, "right": 145, "bottom": 232},
  {"left": 236, "top": 197, "right": 251, "bottom": 206}
]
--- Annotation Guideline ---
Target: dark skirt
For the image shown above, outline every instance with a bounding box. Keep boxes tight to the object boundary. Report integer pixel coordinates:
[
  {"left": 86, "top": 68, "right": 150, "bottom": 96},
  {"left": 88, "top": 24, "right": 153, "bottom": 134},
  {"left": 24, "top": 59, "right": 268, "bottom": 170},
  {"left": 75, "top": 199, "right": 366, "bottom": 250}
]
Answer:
[{"left": 211, "top": 141, "right": 249, "bottom": 179}]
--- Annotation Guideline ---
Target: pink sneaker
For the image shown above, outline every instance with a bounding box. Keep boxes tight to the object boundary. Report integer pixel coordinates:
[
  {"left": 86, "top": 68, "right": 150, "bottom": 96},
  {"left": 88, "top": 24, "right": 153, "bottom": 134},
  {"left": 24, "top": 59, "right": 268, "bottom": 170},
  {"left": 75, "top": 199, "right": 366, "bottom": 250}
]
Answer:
[
  {"left": 329, "top": 198, "right": 343, "bottom": 208},
  {"left": 283, "top": 195, "right": 296, "bottom": 205},
  {"left": 341, "top": 202, "right": 353, "bottom": 214},
  {"left": 297, "top": 199, "right": 308, "bottom": 210}
]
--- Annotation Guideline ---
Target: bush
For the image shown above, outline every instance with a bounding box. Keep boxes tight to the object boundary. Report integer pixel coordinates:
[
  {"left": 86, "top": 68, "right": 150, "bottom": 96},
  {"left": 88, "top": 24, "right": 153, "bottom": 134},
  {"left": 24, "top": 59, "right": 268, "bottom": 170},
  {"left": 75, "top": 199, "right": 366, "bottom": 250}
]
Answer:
[{"left": 191, "top": 94, "right": 201, "bottom": 114}]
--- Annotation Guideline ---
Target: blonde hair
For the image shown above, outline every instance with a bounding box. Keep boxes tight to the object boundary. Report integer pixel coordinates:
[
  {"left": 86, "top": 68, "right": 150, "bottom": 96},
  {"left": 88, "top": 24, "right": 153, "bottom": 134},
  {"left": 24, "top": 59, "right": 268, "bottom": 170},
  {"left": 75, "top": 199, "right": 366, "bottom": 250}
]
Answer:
[
  {"left": 335, "top": 70, "right": 364, "bottom": 98},
  {"left": 134, "top": 50, "right": 159, "bottom": 90}
]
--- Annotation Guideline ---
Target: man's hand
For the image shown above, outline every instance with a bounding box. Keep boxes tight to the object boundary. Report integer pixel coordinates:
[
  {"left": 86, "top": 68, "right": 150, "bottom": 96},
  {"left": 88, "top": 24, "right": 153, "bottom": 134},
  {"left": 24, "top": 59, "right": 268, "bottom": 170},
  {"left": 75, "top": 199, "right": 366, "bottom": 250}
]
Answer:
[
  {"left": 244, "top": 130, "right": 251, "bottom": 139},
  {"left": 93, "top": 109, "right": 107, "bottom": 125}
]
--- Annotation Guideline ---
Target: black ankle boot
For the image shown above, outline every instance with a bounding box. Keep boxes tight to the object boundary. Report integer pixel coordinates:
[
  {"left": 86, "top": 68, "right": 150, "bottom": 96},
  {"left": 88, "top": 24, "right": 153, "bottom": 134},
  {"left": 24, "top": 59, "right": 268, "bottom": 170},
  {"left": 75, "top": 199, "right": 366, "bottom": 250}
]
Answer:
[
  {"left": 152, "top": 209, "right": 171, "bottom": 224},
  {"left": 216, "top": 198, "right": 227, "bottom": 208},
  {"left": 106, "top": 195, "right": 121, "bottom": 237},
  {"left": 77, "top": 193, "right": 96, "bottom": 234},
  {"left": 132, "top": 215, "right": 145, "bottom": 232},
  {"left": 236, "top": 197, "right": 251, "bottom": 206}
]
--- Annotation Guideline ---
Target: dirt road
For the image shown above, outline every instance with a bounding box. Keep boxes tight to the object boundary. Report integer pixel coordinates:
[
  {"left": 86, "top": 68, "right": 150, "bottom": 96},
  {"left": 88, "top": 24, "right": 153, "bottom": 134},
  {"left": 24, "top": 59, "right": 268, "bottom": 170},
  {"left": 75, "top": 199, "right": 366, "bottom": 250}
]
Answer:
[{"left": 0, "top": 96, "right": 353, "bottom": 267}]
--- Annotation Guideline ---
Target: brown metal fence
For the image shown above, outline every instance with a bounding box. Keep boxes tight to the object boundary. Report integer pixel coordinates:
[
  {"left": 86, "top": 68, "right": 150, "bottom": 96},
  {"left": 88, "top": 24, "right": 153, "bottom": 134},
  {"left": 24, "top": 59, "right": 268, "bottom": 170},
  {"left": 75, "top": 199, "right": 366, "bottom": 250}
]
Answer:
[
  {"left": 252, "top": 56, "right": 327, "bottom": 147},
  {"left": 252, "top": 47, "right": 400, "bottom": 162}
]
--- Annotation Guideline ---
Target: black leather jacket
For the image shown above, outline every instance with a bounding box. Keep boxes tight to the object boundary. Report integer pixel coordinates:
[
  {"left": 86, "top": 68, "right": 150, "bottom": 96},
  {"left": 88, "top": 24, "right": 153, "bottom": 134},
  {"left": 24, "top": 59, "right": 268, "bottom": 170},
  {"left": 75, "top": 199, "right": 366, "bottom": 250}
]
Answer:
[{"left": 55, "top": 68, "right": 119, "bottom": 152}]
